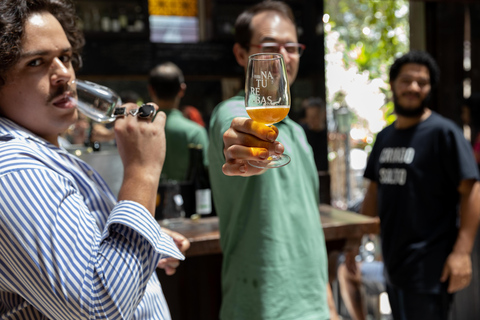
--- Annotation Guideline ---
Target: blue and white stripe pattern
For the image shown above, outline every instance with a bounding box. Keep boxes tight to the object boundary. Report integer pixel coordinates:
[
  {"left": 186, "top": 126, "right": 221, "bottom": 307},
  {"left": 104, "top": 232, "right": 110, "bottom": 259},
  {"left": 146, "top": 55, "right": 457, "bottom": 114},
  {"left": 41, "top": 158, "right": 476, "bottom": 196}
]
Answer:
[{"left": 0, "top": 118, "right": 184, "bottom": 319}]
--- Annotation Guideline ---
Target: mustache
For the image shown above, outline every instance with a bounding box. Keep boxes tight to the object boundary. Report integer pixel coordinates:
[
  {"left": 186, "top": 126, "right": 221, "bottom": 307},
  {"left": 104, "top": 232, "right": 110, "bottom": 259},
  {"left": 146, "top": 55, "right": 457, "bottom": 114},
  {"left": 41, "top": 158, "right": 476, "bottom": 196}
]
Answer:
[
  {"left": 401, "top": 91, "right": 421, "bottom": 98},
  {"left": 47, "top": 83, "right": 75, "bottom": 103},
  {"left": 393, "top": 90, "right": 432, "bottom": 118}
]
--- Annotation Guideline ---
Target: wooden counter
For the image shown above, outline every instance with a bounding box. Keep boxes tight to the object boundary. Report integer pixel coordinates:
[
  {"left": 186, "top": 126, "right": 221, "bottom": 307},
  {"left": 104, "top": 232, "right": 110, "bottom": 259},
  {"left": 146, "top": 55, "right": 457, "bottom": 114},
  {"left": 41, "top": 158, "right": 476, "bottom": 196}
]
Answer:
[
  {"left": 160, "top": 204, "right": 380, "bottom": 257},
  {"left": 157, "top": 205, "right": 380, "bottom": 320}
]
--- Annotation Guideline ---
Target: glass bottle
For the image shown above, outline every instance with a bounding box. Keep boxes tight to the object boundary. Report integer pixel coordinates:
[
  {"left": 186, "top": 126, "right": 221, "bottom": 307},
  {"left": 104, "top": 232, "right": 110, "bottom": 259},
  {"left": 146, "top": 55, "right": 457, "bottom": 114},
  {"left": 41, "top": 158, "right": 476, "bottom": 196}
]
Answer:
[{"left": 185, "top": 144, "right": 213, "bottom": 217}]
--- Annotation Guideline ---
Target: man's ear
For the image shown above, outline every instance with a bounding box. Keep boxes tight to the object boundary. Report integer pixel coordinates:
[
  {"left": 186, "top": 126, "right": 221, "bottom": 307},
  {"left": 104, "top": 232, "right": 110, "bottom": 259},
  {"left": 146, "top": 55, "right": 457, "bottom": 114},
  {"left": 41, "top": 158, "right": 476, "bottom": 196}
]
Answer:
[
  {"left": 233, "top": 43, "right": 248, "bottom": 68},
  {"left": 178, "top": 83, "right": 187, "bottom": 98}
]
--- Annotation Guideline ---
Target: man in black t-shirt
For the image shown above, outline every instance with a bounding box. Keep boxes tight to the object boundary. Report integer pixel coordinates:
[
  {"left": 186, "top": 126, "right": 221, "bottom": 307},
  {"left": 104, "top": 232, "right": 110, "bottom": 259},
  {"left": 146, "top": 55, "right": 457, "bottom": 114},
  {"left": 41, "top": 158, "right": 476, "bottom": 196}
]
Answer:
[{"left": 354, "top": 51, "right": 480, "bottom": 319}]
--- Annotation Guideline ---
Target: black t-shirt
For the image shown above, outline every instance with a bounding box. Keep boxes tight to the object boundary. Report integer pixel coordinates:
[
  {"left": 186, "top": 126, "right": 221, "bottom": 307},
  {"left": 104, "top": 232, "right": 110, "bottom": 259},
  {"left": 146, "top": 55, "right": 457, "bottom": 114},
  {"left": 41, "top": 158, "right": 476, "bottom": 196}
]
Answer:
[{"left": 364, "top": 111, "right": 479, "bottom": 293}]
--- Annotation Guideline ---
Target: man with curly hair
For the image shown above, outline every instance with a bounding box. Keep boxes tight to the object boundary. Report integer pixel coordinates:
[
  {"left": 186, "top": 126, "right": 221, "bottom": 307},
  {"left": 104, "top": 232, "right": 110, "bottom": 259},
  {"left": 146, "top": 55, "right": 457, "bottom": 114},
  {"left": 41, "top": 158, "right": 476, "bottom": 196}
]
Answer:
[
  {"left": 359, "top": 51, "right": 480, "bottom": 319},
  {"left": 0, "top": 0, "right": 189, "bottom": 319}
]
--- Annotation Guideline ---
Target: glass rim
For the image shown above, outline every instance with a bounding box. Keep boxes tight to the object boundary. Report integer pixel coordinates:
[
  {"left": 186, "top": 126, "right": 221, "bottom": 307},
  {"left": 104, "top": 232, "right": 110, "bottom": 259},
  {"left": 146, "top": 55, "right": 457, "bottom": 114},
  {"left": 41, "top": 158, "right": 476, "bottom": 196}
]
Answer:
[{"left": 248, "top": 53, "right": 284, "bottom": 61}]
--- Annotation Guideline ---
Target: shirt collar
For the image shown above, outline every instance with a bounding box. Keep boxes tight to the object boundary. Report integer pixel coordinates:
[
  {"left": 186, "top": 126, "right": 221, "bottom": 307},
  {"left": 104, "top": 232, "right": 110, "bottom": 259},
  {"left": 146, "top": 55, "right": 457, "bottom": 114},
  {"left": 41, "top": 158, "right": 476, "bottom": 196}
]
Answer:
[{"left": 0, "top": 117, "right": 63, "bottom": 151}]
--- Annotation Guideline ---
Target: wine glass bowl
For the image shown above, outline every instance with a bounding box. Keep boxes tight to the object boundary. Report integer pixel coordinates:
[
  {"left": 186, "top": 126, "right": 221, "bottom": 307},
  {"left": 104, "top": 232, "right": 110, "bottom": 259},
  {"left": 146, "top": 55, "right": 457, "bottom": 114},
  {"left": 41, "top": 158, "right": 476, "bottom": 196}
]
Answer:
[
  {"left": 245, "top": 53, "right": 291, "bottom": 168},
  {"left": 71, "top": 79, "right": 123, "bottom": 123}
]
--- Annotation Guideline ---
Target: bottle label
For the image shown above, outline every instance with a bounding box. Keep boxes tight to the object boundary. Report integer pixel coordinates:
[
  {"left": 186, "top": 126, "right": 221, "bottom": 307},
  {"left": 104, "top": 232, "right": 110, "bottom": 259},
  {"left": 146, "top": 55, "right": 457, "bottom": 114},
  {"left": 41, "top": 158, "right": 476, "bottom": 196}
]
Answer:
[{"left": 195, "top": 189, "right": 212, "bottom": 215}]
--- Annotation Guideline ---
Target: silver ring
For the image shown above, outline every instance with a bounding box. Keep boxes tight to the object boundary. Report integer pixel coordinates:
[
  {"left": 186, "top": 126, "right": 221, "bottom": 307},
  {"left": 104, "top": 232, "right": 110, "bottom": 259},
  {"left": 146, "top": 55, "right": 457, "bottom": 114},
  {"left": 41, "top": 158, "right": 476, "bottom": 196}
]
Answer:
[
  {"left": 113, "top": 107, "right": 127, "bottom": 118},
  {"left": 138, "top": 104, "right": 156, "bottom": 119},
  {"left": 129, "top": 109, "right": 139, "bottom": 116}
]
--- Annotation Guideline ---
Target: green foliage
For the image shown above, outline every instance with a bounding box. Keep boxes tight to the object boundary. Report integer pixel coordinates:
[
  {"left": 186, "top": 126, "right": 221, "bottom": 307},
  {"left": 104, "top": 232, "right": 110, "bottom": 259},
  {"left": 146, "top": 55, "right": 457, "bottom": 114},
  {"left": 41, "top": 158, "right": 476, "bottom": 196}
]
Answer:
[
  {"left": 383, "top": 100, "right": 397, "bottom": 125},
  {"left": 324, "top": 0, "right": 410, "bottom": 145},
  {"left": 325, "top": 0, "right": 409, "bottom": 80}
]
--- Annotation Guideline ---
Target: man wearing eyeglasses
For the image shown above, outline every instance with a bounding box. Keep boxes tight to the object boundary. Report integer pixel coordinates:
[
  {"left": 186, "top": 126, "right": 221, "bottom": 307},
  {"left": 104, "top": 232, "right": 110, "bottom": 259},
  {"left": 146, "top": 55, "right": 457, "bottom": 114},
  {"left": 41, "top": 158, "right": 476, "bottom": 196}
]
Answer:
[{"left": 208, "top": 1, "right": 333, "bottom": 320}]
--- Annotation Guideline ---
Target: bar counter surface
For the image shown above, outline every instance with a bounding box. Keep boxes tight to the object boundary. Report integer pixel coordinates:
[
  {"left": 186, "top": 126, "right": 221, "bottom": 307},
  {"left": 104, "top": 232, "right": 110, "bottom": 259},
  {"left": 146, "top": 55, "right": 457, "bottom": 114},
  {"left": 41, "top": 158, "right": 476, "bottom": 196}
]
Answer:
[
  {"left": 160, "top": 204, "right": 380, "bottom": 256},
  {"left": 157, "top": 204, "right": 380, "bottom": 320}
]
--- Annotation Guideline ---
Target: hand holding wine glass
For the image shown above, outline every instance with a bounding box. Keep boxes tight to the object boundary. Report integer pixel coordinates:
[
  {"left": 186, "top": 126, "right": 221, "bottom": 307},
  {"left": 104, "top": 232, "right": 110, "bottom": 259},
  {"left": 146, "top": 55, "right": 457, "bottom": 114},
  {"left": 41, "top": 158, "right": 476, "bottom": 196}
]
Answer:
[
  {"left": 72, "top": 80, "right": 169, "bottom": 212},
  {"left": 71, "top": 79, "right": 156, "bottom": 123},
  {"left": 245, "top": 53, "right": 291, "bottom": 168}
]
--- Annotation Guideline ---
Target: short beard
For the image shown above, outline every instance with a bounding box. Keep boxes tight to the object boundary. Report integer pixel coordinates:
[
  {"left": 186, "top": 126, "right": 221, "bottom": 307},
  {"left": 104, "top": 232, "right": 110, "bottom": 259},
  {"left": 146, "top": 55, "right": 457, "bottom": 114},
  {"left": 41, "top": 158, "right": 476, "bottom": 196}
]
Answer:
[{"left": 393, "top": 91, "right": 431, "bottom": 118}]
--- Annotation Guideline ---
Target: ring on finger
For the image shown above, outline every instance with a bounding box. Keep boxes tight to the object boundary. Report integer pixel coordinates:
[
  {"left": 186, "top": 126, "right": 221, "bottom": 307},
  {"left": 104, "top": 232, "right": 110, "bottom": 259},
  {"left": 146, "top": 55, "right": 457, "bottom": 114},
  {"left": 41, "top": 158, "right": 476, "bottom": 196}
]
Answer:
[
  {"left": 129, "top": 108, "right": 139, "bottom": 116},
  {"left": 138, "top": 104, "right": 156, "bottom": 119},
  {"left": 113, "top": 107, "right": 127, "bottom": 118}
]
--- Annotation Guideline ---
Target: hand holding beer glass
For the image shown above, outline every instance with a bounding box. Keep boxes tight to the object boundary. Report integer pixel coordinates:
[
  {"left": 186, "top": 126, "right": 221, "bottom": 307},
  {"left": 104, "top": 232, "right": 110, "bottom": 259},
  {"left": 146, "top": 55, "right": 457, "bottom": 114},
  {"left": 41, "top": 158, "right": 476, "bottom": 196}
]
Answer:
[{"left": 245, "top": 53, "right": 291, "bottom": 168}]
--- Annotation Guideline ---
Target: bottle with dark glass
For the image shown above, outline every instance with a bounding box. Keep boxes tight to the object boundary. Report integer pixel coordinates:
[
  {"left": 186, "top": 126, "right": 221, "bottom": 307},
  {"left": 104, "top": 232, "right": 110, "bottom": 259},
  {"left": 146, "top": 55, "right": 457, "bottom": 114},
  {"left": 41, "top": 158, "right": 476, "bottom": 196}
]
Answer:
[
  {"left": 156, "top": 180, "right": 185, "bottom": 225},
  {"left": 184, "top": 144, "right": 214, "bottom": 218},
  {"left": 84, "top": 120, "right": 101, "bottom": 152},
  {"left": 181, "top": 144, "right": 197, "bottom": 218}
]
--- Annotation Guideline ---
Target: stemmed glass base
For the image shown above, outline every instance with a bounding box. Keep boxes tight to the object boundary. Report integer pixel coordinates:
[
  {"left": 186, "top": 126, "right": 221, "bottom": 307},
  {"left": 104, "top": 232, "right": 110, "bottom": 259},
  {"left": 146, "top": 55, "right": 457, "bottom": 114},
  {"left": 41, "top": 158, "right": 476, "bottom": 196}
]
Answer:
[{"left": 248, "top": 154, "right": 291, "bottom": 169}]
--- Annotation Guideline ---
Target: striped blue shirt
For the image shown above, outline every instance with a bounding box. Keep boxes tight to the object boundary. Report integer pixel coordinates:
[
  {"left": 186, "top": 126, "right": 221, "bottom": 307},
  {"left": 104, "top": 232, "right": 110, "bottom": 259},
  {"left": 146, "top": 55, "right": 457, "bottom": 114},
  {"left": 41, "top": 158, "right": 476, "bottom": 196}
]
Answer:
[{"left": 0, "top": 118, "right": 184, "bottom": 319}]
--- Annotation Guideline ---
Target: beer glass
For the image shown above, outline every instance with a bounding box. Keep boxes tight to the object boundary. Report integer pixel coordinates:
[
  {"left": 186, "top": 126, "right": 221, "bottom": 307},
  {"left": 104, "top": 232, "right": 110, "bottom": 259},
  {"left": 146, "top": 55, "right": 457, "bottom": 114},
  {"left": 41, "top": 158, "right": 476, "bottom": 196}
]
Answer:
[{"left": 245, "top": 53, "right": 291, "bottom": 168}]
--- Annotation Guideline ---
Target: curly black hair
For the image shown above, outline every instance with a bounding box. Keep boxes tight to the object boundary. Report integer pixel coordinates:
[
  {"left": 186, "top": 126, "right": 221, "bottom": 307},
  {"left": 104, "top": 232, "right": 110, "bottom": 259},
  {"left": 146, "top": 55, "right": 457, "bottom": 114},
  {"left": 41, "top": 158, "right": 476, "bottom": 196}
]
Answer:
[
  {"left": 0, "top": 0, "right": 85, "bottom": 87},
  {"left": 389, "top": 50, "right": 440, "bottom": 88}
]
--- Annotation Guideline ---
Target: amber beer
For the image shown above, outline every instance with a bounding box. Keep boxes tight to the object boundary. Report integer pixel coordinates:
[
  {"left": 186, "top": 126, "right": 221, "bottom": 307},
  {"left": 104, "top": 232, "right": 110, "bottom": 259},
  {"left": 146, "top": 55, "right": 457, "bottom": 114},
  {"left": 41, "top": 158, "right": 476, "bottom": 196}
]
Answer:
[{"left": 246, "top": 105, "right": 290, "bottom": 125}]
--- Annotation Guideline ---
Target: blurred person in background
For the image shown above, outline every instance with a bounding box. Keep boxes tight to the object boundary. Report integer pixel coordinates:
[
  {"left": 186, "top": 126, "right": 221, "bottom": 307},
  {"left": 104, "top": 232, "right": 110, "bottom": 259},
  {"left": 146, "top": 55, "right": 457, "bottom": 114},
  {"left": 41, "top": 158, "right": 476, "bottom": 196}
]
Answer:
[
  {"left": 359, "top": 51, "right": 480, "bottom": 319},
  {"left": 208, "top": 1, "right": 336, "bottom": 319},
  {"left": 0, "top": 0, "right": 189, "bottom": 318},
  {"left": 148, "top": 62, "right": 209, "bottom": 182},
  {"left": 337, "top": 236, "right": 386, "bottom": 320}
]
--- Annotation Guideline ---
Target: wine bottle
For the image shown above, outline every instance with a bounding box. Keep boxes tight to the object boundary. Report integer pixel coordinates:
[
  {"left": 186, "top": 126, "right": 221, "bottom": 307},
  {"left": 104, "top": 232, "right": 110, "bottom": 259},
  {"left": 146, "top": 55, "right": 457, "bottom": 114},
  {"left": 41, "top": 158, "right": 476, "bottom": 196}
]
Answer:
[
  {"left": 182, "top": 144, "right": 197, "bottom": 218},
  {"left": 185, "top": 144, "right": 213, "bottom": 217},
  {"left": 160, "top": 181, "right": 185, "bottom": 224}
]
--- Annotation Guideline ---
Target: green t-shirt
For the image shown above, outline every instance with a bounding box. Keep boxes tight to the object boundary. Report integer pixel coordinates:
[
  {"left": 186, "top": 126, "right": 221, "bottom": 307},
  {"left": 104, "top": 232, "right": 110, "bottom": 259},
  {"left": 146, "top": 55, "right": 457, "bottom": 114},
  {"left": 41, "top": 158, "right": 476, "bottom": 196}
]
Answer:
[
  {"left": 162, "top": 109, "right": 209, "bottom": 181},
  {"left": 208, "top": 93, "right": 329, "bottom": 320}
]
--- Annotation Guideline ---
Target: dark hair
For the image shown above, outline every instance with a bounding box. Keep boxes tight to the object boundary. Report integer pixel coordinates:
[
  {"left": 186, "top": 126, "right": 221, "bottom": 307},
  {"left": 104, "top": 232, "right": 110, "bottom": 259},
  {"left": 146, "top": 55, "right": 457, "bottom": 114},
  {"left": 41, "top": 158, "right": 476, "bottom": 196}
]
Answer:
[
  {"left": 0, "top": 0, "right": 84, "bottom": 87},
  {"left": 234, "top": 0, "right": 295, "bottom": 50},
  {"left": 389, "top": 50, "right": 440, "bottom": 88},
  {"left": 148, "top": 62, "right": 185, "bottom": 100}
]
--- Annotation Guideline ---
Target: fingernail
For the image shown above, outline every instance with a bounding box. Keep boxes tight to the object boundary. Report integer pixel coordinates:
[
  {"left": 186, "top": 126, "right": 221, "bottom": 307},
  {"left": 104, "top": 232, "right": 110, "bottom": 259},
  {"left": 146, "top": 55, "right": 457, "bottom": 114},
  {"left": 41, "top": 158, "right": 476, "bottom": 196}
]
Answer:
[
  {"left": 239, "top": 164, "right": 247, "bottom": 173},
  {"left": 259, "top": 150, "right": 268, "bottom": 159},
  {"left": 267, "top": 131, "right": 276, "bottom": 142},
  {"left": 275, "top": 143, "right": 283, "bottom": 154}
]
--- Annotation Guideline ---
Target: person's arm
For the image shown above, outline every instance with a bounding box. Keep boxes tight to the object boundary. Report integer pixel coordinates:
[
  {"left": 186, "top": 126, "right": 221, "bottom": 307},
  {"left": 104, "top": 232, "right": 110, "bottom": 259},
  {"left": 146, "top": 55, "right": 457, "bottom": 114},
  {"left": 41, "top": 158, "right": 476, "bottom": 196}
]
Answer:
[
  {"left": 116, "top": 103, "right": 165, "bottom": 216},
  {"left": 115, "top": 103, "right": 190, "bottom": 277},
  {"left": 342, "top": 181, "right": 379, "bottom": 275},
  {"left": 360, "top": 181, "right": 378, "bottom": 218},
  {"left": 440, "top": 179, "right": 480, "bottom": 293},
  {"left": 326, "top": 282, "right": 340, "bottom": 320},
  {"left": 221, "top": 117, "right": 284, "bottom": 176},
  {"left": 0, "top": 103, "right": 184, "bottom": 319},
  {"left": 0, "top": 171, "right": 184, "bottom": 319}
]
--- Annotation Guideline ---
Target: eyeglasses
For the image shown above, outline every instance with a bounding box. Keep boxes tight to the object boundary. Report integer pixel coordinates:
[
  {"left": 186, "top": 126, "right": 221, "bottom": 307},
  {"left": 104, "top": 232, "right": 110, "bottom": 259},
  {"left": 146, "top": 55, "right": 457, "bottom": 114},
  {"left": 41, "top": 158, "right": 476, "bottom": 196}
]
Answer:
[{"left": 250, "top": 42, "right": 306, "bottom": 57}]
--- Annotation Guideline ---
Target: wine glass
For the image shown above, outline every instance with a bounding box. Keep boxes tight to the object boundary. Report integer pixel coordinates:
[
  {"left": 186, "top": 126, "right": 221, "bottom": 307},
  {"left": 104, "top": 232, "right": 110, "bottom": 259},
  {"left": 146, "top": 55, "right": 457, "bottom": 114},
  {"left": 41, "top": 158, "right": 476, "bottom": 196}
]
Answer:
[
  {"left": 245, "top": 53, "right": 291, "bottom": 168},
  {"left": 71, "top": 79, "right": 123, "bottom": 123}
]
